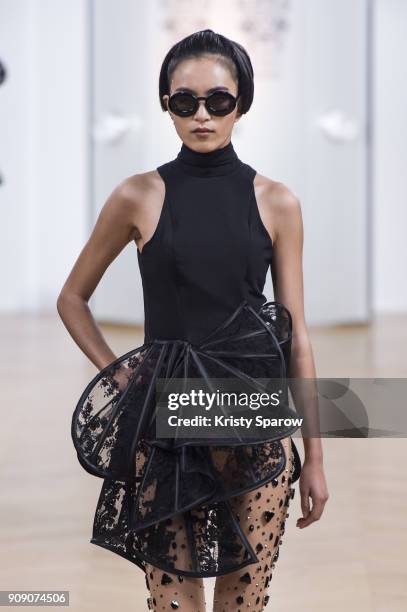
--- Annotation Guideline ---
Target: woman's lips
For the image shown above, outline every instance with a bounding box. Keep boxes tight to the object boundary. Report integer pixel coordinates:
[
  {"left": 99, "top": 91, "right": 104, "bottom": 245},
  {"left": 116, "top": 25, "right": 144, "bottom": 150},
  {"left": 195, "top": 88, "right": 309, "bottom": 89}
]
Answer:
[{"left": 193, "top": 128, "right": 213, "bottom": 133}]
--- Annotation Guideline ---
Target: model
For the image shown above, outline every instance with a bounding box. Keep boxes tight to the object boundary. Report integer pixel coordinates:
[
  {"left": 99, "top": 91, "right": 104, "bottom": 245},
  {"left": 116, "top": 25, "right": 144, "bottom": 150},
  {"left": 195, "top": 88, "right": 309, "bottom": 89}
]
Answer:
[{"left": 57, "top": 29, "right": 329, "bottom": 612}]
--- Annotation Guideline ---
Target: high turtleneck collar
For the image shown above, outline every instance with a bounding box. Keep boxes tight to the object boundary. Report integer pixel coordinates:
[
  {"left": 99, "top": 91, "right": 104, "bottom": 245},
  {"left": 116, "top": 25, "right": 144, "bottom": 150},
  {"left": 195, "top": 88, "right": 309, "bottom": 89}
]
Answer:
[{"left": 176, "top": 140, "right": 239, "bottom": 177}]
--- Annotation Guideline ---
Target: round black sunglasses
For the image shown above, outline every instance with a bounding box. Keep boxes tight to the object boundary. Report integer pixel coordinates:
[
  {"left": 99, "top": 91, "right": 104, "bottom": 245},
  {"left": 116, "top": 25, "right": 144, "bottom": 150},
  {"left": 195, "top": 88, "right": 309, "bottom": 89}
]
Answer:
[{"left": 168, "top": 91, "right": 239, "bottom": 117}]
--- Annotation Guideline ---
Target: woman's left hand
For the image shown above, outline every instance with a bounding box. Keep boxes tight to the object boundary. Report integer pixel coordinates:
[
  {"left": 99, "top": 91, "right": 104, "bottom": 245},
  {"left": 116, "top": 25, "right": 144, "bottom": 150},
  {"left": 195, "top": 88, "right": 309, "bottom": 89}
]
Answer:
[{"left": 296, "top": 458, "right": 329, "bottom": 529}]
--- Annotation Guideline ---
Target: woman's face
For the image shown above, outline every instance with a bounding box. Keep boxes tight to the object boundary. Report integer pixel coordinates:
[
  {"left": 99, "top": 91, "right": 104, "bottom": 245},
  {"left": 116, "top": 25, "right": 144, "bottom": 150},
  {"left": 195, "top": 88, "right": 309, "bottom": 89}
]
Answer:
[{"left": 162, "top": 54, "right": 242, "bottom": 152}]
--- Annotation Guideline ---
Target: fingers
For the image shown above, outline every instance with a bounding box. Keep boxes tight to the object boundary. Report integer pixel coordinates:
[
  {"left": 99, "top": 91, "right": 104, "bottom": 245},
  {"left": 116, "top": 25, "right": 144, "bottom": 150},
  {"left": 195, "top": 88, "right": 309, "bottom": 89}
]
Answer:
[
  {"left": 113, "top": 365, "right": 133, "bottom": 391},
  {"left": 300, "top": 488, "right": 310, "bottom": 518},
  {"left": 296, "top": 489, "right": 329, "bottom": 529}
]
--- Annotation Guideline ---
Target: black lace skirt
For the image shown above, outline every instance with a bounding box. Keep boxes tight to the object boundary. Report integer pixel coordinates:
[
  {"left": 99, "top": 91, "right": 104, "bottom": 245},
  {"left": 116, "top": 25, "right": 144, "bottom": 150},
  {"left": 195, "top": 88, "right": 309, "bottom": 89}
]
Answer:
[{"left": 71, "top": 299, "right": 302, "bottom": 577}]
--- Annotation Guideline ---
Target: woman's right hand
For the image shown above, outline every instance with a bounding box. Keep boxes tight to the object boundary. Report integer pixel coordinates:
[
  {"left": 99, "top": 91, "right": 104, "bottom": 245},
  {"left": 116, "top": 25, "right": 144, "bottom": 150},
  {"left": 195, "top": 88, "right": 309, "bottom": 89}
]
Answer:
[
  {"left": 296, "top": 457, "right": 329, "bottom": 529},
  {"left": 111, "top": 364, "right": 134, "bottom": 392}
]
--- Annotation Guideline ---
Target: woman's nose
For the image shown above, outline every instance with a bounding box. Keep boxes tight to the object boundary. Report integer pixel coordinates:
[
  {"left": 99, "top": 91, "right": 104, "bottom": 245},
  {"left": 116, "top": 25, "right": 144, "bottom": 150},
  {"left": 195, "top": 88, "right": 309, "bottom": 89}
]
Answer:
[{"left": 194, "top": 99, "right": 211, "bottom": 120}]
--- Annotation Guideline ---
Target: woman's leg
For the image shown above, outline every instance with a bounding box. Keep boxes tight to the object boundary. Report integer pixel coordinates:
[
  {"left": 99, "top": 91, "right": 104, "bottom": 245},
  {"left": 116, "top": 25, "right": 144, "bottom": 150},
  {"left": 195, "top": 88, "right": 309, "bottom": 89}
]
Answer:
[
  {"left": 144, "top": 564, "right": 206, "bottom": 611},
  {"left": 212, "top": 436, "right": 295, "bottom": 611}
]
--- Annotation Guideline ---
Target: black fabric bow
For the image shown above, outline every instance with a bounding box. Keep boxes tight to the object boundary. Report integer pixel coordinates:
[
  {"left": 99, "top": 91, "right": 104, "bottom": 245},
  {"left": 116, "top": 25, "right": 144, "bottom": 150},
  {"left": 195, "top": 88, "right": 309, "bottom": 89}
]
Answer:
[{"left": 71, "top": 299, "right": 301, "bottom": 484}]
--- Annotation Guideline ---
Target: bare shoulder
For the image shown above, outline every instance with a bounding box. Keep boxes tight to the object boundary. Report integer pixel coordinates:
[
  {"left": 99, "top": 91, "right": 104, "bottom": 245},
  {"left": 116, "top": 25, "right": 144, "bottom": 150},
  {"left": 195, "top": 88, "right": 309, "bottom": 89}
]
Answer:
[
  {"left": 109, "top": 170, "right": 164, "bottom": 242},
  {"left": 107, "top": 169, "right": 165, "bottom": 249},
  {"left": 254, "top": 172, "right": 301, "bottom": 212},
  {"left": 253, "top": 173, "right": 302, "bottom": 244},
  {"left": 117, "top": 169, "right": 164, "bottom": 205}
]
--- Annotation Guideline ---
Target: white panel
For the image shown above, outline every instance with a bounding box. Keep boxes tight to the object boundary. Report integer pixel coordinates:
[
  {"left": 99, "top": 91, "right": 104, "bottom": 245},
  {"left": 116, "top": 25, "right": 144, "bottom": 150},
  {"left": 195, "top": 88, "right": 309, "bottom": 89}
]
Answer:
[
  {"left": 302, "top": 0, "right": 369, "bottom": 325},
  {"left": 0, "top": 0, "right": 30, "bottom": 311},
  {"left": 0, "top": 0, "right": 89, "bottom": 313},
  {"left": 373, "top": 0, "right": 407, "bottom": 313},
  {"left": 91, "top": 0, "right": 152, "bottom": 323}
]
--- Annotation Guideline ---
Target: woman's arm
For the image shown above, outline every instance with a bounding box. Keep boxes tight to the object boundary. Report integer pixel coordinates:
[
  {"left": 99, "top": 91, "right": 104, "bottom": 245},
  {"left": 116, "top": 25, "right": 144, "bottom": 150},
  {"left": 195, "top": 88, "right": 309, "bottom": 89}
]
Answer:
[
  {"left": 56, "top": 177, "right": 142, "bottom": 372},
  {"left": 269, "top": 183, "right": 322, "bottom": 457},
  {"left": 258, "top": 177, "right": 329, "bottom": 528}
]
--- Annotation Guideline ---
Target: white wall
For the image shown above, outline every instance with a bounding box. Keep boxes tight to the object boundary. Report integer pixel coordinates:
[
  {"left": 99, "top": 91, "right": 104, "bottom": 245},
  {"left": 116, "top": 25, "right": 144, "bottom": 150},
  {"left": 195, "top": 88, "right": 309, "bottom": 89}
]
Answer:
[
  {"left": 0, "top": 0, "right": 89, "bottom": 313},
  {"left": 1, "top": 0, "right": 406, "bottom": 317},
  {"left": 373, "top": 0, "right": 407, "bottom": 313}
]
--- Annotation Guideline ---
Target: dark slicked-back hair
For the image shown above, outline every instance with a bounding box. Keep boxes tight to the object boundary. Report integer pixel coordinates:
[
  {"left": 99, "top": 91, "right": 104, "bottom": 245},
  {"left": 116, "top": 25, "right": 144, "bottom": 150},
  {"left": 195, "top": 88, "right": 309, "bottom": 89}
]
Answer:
[{"left": 159, "top": 29, "right": 254, "bottom": 115}]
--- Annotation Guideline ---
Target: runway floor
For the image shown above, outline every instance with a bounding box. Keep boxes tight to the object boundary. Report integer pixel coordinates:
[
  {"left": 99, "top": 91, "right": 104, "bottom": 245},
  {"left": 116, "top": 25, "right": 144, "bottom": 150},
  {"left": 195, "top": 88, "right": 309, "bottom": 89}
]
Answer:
[{"left": 1, "top": 311, "right": 406, "bottom": 611}]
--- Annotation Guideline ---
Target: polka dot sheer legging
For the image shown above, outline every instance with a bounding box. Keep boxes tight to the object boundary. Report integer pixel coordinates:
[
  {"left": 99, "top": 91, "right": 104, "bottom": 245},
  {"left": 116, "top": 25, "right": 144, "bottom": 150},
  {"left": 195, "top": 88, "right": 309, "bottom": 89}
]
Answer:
[{"left": 144, "top": 436, "right": 295, "bottom": 611}]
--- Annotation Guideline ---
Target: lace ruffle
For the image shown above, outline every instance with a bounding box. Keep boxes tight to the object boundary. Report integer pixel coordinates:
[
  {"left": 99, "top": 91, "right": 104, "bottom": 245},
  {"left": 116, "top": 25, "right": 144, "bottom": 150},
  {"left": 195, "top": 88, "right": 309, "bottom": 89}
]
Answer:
[{"left": 71, "top": 299, "right": 302, "bottom": 576}]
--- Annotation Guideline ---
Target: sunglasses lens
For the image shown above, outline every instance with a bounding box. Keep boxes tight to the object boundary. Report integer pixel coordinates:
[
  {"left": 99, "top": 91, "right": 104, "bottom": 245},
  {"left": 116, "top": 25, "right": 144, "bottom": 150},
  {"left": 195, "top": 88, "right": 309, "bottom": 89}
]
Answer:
[
  {"left": 169, "top": 93, "right": 196, "bottom": 116},
  {"left": 207, "top": 92, "right": 236, "bottom": 115},
  {"left": 168, "top": 92, "right": 237, "bottom": 117}
]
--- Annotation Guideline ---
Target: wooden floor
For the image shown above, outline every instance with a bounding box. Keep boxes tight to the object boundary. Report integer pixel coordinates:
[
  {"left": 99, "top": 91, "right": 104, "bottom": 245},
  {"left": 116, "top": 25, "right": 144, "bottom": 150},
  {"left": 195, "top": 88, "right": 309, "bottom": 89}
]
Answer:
[{"left": 1, "top": 312, "right": 406, "bottom": 611}]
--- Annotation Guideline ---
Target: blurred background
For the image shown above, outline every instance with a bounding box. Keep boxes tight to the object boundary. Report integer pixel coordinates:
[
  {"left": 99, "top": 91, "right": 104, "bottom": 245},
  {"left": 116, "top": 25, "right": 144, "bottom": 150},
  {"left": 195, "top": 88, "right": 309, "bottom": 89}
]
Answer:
[{"left": 1, "top": 1, "right": 406, "bottom": 611}]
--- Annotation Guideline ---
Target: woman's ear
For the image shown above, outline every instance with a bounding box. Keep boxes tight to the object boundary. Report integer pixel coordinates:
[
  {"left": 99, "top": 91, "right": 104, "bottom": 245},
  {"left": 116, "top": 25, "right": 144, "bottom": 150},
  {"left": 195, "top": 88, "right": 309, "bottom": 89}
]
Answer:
[
  {"left": 163, "top": 95, "right": 175, "bottom": 122},
  {"left": 162, "top": 95, "right": 169, "bottom": 111}
]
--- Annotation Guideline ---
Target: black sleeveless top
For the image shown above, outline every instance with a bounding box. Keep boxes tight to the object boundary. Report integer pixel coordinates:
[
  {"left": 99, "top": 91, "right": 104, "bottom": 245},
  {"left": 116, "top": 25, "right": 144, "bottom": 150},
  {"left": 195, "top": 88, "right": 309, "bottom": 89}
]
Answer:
[{"left": 137, "top": 140, "right": 273, "bottom": 344}]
